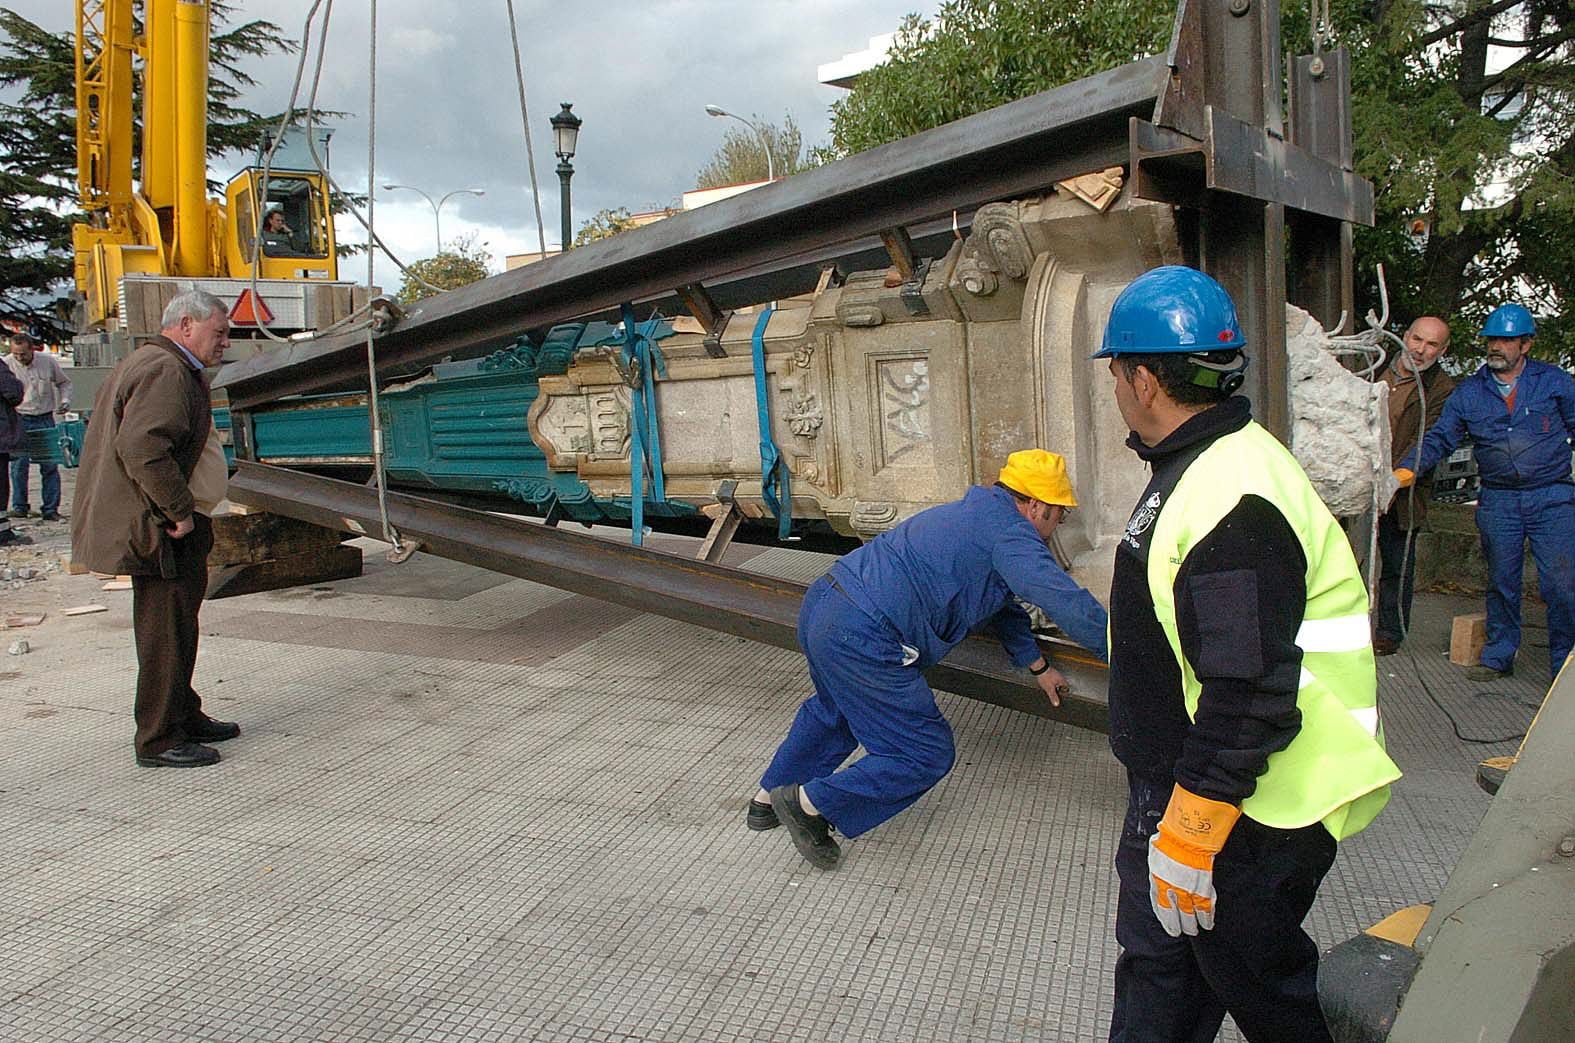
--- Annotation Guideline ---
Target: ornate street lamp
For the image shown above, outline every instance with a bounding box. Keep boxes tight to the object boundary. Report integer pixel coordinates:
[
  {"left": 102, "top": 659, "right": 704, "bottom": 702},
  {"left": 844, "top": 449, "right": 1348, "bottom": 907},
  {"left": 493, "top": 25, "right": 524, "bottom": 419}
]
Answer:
[{"left": 550, "top": 102, "right": 583, "bottom": 251}]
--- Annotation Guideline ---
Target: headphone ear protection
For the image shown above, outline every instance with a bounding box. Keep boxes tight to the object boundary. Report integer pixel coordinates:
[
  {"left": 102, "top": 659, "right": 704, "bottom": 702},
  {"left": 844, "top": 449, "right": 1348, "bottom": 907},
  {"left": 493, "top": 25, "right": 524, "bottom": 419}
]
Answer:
[{"left": 1187, "top": 352, "right": 1249, "bottom": 394}]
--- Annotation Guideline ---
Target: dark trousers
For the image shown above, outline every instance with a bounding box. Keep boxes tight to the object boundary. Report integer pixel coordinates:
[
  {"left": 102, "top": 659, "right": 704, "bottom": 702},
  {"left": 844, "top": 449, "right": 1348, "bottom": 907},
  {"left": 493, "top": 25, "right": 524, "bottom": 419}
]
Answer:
[
  {"left": 10, "top": 413, "right": 61, "bottom": 514},
  {"left": 131, "top": 516, "right": 212, "bottom": 756},
  {"left": 1374, "top": 508, "right": 1418, "bottom": 643},
  {"left": 759, "top": 576, "right": 956, "bottom": 838},
  {"left": 1110, "top": 773, "right": 1336, "bottom": 1043}
]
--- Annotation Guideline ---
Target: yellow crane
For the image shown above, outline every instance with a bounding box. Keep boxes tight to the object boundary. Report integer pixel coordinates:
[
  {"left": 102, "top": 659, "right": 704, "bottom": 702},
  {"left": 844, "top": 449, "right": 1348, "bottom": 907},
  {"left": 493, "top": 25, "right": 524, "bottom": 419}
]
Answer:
[{"left": 71, "top": 0, "right": 353, "bottom": 341}]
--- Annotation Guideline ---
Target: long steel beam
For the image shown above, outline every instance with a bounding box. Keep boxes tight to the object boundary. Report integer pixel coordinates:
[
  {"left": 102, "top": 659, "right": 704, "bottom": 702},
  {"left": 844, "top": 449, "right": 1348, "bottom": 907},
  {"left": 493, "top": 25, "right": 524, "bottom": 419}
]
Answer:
[
  {"left": 216, "top": 55, "right": 1170, "bottom": 410},
  {"left": 227, "top": 461, "right": 1111, "bottom": 732}
]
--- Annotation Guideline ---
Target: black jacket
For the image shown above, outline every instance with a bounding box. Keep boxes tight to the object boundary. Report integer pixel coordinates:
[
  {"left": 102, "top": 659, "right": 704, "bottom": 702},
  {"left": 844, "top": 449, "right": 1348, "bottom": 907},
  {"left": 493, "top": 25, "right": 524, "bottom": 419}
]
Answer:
[{"left": 0, "top": 362, "right": 22, "bottom": 454}]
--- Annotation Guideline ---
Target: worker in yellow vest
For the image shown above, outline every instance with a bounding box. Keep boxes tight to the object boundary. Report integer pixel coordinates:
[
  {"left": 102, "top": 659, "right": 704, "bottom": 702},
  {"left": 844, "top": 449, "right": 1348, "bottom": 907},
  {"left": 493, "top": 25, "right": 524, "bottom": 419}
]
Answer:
[{"left": 1093, "top": 267, "right": 1400, "bottom": 1042}]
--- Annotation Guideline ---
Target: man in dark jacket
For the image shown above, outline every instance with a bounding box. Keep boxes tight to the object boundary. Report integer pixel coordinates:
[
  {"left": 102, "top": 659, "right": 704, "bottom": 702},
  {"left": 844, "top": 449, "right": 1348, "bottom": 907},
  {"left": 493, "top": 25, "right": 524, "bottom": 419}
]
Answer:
[
  {"left": 753, "top": 449, "right": 1109, "bottom": 870},
  {"left": 70, "top": 289, "right": 239, "bottom": 768},
  {"left": 1097, "top": 267, "right": 1396, "bottom": 1043},
  {"left": 0, "top": 359, "right": 26, "bottom": 546},
  {"left": 1373, "top": 317, "right": 1457, "bottom": 654}
]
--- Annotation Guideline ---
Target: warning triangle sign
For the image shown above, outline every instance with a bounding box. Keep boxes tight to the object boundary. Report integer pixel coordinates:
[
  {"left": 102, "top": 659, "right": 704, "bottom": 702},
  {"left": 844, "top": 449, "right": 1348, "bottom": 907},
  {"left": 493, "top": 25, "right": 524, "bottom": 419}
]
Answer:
[{"left": 230, "top": 288, "right": 275, "bottom": 326}]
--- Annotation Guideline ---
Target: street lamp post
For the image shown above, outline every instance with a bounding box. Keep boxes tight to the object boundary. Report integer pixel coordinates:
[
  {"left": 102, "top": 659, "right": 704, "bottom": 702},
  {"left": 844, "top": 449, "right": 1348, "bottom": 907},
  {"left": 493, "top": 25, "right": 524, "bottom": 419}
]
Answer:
[
  {"left": 381, "top": 184, "right": 486, "bottom": 253},
  {"left": 550, "top": 102, "right": 582, "bottom": 252},
  {"left": 704, "top": 104, "right": 773, "bottom": 182}
]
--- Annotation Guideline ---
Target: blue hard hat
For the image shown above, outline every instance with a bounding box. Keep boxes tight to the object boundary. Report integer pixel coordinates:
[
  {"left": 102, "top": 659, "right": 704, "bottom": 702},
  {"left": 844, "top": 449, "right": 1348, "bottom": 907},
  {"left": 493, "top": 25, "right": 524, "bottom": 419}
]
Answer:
[
  {"left": 1479, "top": 303, "right": 1535, "bottom": 338},
  {"left": 1092, "top": 266, "right": 1246, "bottom": 358}
]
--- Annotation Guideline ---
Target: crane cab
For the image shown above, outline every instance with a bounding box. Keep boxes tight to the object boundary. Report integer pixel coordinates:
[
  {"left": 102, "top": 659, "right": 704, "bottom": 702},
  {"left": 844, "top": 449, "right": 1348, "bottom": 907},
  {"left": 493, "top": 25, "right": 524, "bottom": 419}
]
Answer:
[{"left": 223, "top": 166, "right": 338, "bottom": 281}]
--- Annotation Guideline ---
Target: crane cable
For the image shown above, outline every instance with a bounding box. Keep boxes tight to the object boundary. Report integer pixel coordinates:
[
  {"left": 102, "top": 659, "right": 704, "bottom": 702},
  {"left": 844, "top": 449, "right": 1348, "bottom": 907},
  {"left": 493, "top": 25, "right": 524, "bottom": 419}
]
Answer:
[
  {"left": 242, "top": 0, "right": 440, "bottom": 352},
  {"left": 504, "top": 0, "right": 549, "bottom": 257},
  {"left": 362, "top": 0, "right": 412, "bottom": 560}
]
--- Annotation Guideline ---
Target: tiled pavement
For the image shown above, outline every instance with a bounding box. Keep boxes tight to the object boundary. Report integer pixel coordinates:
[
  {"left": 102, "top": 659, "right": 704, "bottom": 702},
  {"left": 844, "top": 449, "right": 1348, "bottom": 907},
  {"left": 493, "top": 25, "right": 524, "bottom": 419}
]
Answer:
[{"left": 0, "top": 531, "right": 1550, "bottom": 1042}]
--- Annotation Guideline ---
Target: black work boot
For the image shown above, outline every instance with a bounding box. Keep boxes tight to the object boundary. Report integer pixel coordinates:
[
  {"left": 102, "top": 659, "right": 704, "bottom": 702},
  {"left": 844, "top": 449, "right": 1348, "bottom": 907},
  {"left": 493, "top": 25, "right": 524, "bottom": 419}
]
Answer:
[
  {"left": 768, "top": 784, "right": 840, "bottom": 870},
  {"left": 746, "top": 798, "right": 779, "bottom": 831}
]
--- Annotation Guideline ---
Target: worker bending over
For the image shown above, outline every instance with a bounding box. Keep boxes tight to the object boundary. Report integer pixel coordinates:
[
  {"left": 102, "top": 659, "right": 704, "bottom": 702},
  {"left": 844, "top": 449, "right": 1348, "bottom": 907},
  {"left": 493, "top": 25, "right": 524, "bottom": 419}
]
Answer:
[
  {"left": 1396, "top": 303, "right": 1575, "bottom": 682},
  {"left": 1096, "top": 267, "right": 1399, "bottom": 1043},
  {"left": 752, "top": 449, "right": 1108, "bottom": 870}
]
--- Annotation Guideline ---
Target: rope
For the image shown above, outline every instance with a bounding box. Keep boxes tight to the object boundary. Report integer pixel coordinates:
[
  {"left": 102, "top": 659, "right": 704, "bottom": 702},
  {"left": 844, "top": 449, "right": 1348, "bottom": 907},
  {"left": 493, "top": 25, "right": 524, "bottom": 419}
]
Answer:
[
  {"left": 619, "top": 304, "right": 669, "bottom": 546},
  {"left": 504, "top": 0, "right": 548, "bottom": 258},
  {"left": 750, "top": 305, "right": 792, "bottom": 540}
]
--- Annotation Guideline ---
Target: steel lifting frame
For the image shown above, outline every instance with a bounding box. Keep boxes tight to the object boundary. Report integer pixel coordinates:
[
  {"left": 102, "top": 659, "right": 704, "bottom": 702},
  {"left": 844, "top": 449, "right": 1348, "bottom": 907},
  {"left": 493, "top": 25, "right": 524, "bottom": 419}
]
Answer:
[{"left": 215, "top": 0, "right": 1372, "bottom": 727}]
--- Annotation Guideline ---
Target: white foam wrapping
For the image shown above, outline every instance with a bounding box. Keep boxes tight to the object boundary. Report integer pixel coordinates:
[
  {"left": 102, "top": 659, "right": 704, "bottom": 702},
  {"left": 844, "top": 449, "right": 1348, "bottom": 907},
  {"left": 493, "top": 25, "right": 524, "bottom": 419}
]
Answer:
[{"left": 1285, "top": 305, "right": 1399, "bottom": 517}]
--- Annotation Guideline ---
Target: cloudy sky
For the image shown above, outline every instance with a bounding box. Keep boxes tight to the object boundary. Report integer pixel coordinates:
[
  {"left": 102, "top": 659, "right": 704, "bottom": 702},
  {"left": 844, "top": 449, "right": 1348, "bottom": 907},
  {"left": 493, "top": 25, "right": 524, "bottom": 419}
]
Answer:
[{"left": 9, "top": 0, "right": 932, "bottom": 290}]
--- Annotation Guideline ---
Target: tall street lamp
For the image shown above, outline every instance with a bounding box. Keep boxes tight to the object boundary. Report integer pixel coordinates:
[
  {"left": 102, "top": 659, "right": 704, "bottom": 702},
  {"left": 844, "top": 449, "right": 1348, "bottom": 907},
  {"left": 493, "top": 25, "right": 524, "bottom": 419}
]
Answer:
[
  {"left": 381, "top": 184, "right": 486, "bottom": 253},
  {"left": 550, "top": 102, "right": 582, "bottom": 251},
  {"left": 704, "top": 104, "right": 773, "bottom": 182}
]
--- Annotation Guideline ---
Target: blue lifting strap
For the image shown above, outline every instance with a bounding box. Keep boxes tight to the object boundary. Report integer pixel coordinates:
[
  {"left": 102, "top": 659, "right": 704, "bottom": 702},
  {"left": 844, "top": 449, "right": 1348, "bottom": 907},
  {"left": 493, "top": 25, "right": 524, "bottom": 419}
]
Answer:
[
  {"left": 620, "top": 303, "right": 669, "bottom": 546},
  {"left": 750, "top": 305, "right": 792, "bottom": 541}
]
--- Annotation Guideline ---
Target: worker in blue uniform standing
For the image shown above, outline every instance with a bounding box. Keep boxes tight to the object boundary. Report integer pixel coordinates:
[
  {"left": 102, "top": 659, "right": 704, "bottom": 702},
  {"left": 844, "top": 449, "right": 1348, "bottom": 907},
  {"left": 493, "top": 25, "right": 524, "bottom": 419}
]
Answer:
[
  {"left": 750, "top": 449, "right": 1109, "bottom": 870},
  {"left": 1097, "top": 267, "right": 1399, "bottom": 1043},
  {"left": 1396, "top": 303, "right": 1575, "bottom": 682}
]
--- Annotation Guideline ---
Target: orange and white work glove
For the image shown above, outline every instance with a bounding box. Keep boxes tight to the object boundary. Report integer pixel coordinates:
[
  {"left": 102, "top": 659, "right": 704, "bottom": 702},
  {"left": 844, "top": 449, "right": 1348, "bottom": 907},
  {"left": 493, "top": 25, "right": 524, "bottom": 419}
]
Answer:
[
  {"left": 1147, "top": 785, "right": 1242, "bottom": 937},
  {"left": 1393, "top": 467, "right": 1416, "bottom": 488}
]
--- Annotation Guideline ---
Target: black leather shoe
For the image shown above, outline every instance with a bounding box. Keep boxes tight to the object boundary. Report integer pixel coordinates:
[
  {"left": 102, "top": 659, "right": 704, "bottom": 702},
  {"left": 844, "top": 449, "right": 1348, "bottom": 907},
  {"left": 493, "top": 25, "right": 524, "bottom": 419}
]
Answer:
[
  {"left": 746, "top": 799, "right": 779, "bottom": 831},
  {"left": 136, "top": 742, "right": 220, "bottom": 768},
  {"left": 188, "top": 718, "right": 241, "bottom": 742},
  {"left": 39, "top": 511, "right": 59, "bottom": 522},
  {"left": 0, "top": 531, "right": 30, "bottom": 546},
  {"left": 769, "top": 784, "right": 839, "bottom": 870},
  {"left": 1372, "top": 635, "right": 1400, "bottom": 656}
]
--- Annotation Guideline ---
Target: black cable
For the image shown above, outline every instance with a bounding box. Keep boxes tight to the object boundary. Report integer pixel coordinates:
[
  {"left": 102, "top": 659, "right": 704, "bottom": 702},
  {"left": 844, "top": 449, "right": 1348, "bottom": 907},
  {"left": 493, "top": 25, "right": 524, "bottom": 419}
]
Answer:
[{"left": 1404, "top": 654, "right": 1528, "bottom": 745}]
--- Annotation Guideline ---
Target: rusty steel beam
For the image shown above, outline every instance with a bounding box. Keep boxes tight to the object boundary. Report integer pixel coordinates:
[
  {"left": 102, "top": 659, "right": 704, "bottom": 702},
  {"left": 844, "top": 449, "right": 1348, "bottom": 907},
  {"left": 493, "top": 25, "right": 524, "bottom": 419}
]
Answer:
[
  {"left": 216, "top": 55, "right": 1170, "bottom": 411},
  {"left": 226, "top": 461, "right": 1111, "bottom": 732}
]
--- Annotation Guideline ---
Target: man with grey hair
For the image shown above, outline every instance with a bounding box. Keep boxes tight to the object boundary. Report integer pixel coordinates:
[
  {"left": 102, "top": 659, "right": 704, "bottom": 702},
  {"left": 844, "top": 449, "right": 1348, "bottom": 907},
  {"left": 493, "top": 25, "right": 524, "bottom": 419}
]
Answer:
[
  {"left": 71, "top": 289, "right": 239, "bottom": 768},
  {"left": 4, "top": 330, "right": 72, "bottom": 521},
  {"left": 1372, "top": 316, "right": 1456, "bottom": 654}
]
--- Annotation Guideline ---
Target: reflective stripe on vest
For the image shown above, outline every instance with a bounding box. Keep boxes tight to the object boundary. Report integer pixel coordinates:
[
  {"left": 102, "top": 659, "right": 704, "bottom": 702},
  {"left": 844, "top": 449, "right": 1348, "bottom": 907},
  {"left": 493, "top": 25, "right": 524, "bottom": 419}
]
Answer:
[
  {"left": 1298, "top": 667, "right": 1381, "bottom": 736},
  {"left": 1146, "top": 421, "right": 1401, "bottom": 840},
  {"left": 1296, "top": 613, "right": 1370, "bottom": 653}
]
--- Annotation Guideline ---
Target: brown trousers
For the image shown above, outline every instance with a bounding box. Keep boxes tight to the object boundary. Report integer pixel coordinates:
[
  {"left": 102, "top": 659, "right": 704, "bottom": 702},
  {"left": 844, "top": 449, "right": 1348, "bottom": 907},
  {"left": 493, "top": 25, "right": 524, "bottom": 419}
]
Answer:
[{"left": 131, "top": 515, "right": 213, "bottom": 756}]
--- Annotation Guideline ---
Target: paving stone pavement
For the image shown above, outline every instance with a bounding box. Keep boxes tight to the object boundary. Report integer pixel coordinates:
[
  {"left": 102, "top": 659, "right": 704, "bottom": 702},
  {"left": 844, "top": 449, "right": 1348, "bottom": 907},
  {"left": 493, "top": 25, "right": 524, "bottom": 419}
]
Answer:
[{"left": 0, "top": 528, "right": 1547, "bottom": 1042}]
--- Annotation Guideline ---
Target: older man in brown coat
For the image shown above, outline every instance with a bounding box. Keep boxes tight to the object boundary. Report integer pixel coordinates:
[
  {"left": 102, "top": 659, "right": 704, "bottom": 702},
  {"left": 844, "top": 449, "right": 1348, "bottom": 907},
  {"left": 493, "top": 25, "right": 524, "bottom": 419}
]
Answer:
[
  {"left": 1374, "top": 316, "right": 1457, "bottom": 654},
  {"left": 71, "top": 289, "right": 238, "bottom": 768}
]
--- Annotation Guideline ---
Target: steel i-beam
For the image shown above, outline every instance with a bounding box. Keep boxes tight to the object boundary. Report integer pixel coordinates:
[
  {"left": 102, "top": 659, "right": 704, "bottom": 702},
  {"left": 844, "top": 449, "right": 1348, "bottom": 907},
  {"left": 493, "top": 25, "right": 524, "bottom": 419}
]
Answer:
[{"left": 226, "top": 461, "right": 1111, "bottom": 732}]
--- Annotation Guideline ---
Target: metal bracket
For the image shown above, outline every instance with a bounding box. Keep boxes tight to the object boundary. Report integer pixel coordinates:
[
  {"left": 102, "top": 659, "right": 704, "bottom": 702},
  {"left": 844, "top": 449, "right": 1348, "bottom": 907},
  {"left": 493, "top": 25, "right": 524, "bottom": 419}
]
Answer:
[
  {"left": 900, "top": 258, "right": 932, "bottom": 317},
  {"left": 696, "top": 479, "right": 744, "bottom": 564},
  {"left": 677, "top": 283, "right": 731, "bottom": 358},
  {"left": 368, "top": 296, "right": 404, "bottom": 334},
  {"left": 879, "top": 227, "right": 932, "bottom": 316},
  {"left": 542, "top": 498, "right": 565, "bottom": 529}
]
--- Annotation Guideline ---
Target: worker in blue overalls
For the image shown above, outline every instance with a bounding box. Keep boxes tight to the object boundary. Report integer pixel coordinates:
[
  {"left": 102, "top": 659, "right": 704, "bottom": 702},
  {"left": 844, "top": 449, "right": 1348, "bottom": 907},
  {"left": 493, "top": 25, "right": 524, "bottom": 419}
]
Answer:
[
  {"left": 1397, "top": 303, "right": 1575, "bottom": 682},
  {"left": 749, "top": 449, "right": 1109, "bottom": 870}
]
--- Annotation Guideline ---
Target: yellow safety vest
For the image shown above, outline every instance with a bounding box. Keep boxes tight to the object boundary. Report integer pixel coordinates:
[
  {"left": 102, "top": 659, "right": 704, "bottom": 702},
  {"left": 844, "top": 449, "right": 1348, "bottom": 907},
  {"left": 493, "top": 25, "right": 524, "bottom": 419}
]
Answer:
[{"left": 1147, "top": 421, "right": 1401, "bottom": 840}]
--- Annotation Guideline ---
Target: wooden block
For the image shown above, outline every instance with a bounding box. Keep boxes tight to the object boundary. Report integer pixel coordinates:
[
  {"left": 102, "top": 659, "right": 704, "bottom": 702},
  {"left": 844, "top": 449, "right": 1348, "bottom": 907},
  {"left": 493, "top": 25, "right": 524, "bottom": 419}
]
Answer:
[
  {"left": 62, "top": 604, "right": 108, "bottom": 616},
  {"left": 2, "top": 614, "right": 46, "bottom": 628},
  {"left": 205, "top": 543, "right": 362, "bottom": 600},
  {"left": 208, "top": 511, "right": 349, "bottom": 567},
  {"left": 101, "top": 579, "right": 133, "bottom": 591},
  {"left": 1449, "top": 612, "right": 1487, "bottom": 666}
]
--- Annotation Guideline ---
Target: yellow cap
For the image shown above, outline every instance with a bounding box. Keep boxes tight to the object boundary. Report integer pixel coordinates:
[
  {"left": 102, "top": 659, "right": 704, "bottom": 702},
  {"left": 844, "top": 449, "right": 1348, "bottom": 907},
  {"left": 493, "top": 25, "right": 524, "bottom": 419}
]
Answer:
[{"left": 998, "top": 449, "right": 1077, "bottom": 508}]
